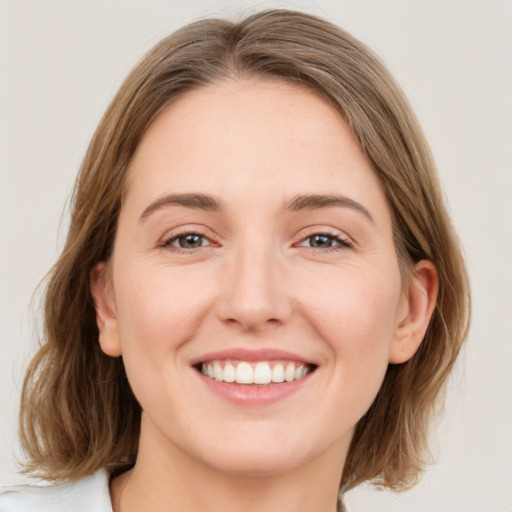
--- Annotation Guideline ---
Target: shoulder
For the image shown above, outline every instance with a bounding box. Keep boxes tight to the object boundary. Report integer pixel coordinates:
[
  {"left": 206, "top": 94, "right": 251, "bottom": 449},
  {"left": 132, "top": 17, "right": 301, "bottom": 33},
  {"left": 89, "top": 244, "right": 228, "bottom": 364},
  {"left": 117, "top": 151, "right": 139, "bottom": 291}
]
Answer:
[{"left": 0, "top": 469, "right": 112, "bottom": 512}]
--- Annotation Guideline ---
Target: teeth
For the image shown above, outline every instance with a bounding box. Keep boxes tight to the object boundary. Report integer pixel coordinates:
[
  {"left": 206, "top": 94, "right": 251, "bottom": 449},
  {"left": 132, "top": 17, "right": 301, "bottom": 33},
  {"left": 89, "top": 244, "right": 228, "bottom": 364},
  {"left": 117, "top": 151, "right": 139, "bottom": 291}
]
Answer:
[
  {"left": 200, "top": 360, "right": 312, "bottom": 385},
  {"left": 254, "top": 362, "right": 272, "bottom": 384},
  {"left": 271, "top": 364, "right": 284, "bottom": 383},
  {"left": 223, "top": 363, "right": 236, "bottom": 383},
  {"left": 236, "top": 362, "right": 253, "bottom": 384},
  {"left": 284, "top": 363, "right": 295, "bottom": 382},
  {"left": 214, "top": 362, "right": 223, "bottom": 381},
  {"left": 294, "top": 365, "right": 306, "bottom": 380}
]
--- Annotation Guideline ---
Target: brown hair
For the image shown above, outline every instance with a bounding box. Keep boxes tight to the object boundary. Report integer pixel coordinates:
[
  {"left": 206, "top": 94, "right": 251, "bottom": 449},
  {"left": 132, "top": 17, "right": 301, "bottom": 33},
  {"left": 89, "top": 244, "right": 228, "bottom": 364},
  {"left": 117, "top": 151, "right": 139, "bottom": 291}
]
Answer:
[{"left": 20, "top": 9, "right": 470, "bottom": 492}]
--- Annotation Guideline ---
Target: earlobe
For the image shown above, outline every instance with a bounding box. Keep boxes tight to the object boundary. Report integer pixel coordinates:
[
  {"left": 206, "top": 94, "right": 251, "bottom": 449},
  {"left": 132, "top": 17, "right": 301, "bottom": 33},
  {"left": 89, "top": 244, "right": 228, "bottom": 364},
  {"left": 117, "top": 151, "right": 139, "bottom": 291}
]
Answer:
[
  {"left": 389, "top": 260, "right": 438, "bottom": 364},
  {"left": 90, "top": 262, "right": 122, "bottom": 357}
]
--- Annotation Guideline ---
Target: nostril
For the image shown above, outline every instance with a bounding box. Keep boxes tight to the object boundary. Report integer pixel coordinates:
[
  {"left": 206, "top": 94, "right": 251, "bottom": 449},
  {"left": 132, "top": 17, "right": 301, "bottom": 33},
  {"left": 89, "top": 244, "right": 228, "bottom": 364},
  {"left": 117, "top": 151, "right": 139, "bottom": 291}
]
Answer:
[{"left": 223, "top": 316, "right": 284, "bottom": 332}]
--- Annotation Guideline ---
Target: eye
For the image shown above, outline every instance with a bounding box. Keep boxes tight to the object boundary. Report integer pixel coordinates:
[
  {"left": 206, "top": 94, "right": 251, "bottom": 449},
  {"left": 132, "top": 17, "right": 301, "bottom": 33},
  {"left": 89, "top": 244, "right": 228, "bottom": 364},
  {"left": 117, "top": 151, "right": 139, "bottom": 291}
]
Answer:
[
  {"left": 162, "top": 232, "right": 212, "bottom": 250},
  {"left": 298, "top": 233, "right": 352, "bottom": 250}
]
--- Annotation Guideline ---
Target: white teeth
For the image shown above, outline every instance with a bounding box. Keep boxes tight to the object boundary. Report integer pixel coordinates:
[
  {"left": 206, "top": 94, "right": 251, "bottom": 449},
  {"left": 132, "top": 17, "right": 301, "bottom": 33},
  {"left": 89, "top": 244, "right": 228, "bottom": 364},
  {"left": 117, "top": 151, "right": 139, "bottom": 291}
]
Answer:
[
  {"left": 271, "top": 364, "right": 285, "bottom": 383},
  {"left": 223, "top": 363, "right": 236, "bottom": 382},
  {"left": 253, "top": 362, "right": 272, "bottom": 384},
  {"left": 236, "top": 362, "right": 254, "bottom": 384},
  {"left": 284, "top": 363, "right": 295, "bottom": 382},
  {"left": 214, "top": 362, "right": 223, "bottom": 381},
  {"left": 200, "top": 360, "right": 312, "bottom": 385}
]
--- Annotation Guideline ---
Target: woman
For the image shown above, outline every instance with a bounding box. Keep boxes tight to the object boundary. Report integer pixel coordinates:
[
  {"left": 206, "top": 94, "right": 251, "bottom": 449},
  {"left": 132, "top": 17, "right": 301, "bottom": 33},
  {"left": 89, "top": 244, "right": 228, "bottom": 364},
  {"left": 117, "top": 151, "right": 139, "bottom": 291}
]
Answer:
[{"left": 0, "top": 9, "right": 470, "bottom": 512}]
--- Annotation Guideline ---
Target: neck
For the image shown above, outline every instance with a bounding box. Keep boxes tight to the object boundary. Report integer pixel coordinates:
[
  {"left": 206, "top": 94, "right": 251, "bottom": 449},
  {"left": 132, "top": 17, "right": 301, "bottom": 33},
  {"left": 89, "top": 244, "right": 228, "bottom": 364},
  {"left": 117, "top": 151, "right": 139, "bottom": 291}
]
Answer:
[{"left": 111, "top": 417, "right": 349, "bottom": 512}]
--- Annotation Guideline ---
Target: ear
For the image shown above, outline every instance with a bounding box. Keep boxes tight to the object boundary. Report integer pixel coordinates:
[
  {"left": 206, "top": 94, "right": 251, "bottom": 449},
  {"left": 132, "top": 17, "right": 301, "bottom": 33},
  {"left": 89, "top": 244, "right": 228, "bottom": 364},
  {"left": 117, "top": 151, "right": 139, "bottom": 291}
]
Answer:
[
  {"left": 90, "top": 262, "right": 122, "bottom": 357},
  {"left": 389, "top": 260, "right": 439, "bottom": 364}
]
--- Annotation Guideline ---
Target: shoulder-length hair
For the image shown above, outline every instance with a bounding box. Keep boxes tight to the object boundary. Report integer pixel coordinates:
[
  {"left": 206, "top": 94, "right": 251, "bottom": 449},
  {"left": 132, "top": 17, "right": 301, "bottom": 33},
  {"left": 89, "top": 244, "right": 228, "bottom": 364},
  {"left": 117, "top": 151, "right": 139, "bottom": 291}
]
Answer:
[{"left": 20, "top": 9, "right": 470, "bottom": 492}]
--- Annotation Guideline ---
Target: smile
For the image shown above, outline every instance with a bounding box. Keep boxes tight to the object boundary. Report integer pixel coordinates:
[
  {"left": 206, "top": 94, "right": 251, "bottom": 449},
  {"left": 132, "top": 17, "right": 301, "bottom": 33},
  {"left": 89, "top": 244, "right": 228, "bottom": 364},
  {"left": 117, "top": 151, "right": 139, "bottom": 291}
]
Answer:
[{"left": 200, "top": 360, "right": 314, "bottom": 385}]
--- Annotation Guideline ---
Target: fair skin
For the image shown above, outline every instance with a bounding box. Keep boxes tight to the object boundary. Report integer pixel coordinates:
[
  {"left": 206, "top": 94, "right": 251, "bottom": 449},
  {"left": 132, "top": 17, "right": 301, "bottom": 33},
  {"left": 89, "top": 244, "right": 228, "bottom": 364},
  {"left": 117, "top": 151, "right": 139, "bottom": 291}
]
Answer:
[{"left": 91, "top": 78, "right": 437, "bottom": 512}]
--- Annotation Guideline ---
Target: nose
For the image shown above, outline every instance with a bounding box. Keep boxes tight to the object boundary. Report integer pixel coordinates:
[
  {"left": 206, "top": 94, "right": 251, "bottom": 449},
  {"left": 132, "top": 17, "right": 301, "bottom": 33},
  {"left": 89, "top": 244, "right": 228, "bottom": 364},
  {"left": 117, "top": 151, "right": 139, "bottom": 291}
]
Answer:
[{"left": 215, "top": 240, "right": 292, "bottom": 332}]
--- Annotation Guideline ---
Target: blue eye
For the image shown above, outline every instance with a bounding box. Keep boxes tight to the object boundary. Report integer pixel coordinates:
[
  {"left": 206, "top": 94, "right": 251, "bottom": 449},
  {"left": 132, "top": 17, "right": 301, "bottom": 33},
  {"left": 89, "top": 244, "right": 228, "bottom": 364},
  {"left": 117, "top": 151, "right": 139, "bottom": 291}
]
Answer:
[{"left": 299, "top": 234, "right": 351, "bottom": 249}]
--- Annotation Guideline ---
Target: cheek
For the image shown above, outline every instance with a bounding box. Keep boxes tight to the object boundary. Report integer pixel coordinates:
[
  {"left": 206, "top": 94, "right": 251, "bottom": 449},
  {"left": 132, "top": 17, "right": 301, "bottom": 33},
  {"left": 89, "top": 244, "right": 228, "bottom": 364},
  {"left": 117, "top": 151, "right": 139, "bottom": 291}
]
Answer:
[
  {"left": 300, "top": 263, "right": 401, "bottom": 346},
  {"left": 299, "top": 266, "right": 401, "bottom": 407},
  {"left": 112, "top": 261, "right": 212, "bottom": 361},
  {"left": 111, "top": 263, "right": 216, "bottom": 417}
]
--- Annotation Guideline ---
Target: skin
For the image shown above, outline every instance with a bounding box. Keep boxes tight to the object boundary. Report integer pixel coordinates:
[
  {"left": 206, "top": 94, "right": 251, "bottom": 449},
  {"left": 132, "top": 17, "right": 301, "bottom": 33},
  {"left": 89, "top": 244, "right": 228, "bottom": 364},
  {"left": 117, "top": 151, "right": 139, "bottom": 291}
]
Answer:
[{"left": 91, "top": 79, "right": 437, "bottom": 512}]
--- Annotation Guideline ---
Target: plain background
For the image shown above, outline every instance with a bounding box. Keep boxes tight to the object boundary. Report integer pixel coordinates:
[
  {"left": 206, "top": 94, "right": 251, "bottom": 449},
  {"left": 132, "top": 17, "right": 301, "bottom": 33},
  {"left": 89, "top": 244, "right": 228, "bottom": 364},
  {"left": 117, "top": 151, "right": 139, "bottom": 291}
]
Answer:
[{"left": 1, "top": 1, "right": 511, "bottom": 511}]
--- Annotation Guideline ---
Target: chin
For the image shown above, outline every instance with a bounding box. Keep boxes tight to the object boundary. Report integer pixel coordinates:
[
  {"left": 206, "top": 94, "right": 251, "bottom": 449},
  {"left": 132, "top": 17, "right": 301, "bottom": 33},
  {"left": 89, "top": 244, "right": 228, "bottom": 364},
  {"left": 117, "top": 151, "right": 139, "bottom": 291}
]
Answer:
[
  {"left": 187, "top": 421, "right": 344, "bottom": 478},
  {"left": 201, "top": 444, "right": 310, "bottom": 477}
]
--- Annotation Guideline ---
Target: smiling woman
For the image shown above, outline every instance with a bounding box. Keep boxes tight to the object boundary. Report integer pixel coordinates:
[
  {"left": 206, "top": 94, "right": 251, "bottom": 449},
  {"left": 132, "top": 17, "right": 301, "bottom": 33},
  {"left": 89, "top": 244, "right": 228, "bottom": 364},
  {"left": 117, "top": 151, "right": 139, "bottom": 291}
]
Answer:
[{"left": 1, "top": 9, "right": 470, "bottom": 512}]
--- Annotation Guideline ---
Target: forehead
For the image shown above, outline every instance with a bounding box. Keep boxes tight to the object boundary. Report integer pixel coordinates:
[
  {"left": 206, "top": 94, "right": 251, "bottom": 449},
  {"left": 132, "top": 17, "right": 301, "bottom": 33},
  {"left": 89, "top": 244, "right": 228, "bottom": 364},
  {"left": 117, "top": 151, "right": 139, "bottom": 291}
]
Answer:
[{"left": 124, "top": 78, "right": 389, "bottom": 223}]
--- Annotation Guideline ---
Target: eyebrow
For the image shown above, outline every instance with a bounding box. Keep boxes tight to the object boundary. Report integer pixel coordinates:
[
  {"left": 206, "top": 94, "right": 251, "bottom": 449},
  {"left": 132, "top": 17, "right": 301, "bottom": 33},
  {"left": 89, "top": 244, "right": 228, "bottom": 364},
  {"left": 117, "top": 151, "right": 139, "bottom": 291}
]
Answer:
[
  {"left": 139, "top": 193, "right": 222, "bottom": 222},
  {"left": 285, "top": 194, "right": 374, "bottom": 223},
  {"left": 139, "top": 192, "right": 373, "bottom": 223}
]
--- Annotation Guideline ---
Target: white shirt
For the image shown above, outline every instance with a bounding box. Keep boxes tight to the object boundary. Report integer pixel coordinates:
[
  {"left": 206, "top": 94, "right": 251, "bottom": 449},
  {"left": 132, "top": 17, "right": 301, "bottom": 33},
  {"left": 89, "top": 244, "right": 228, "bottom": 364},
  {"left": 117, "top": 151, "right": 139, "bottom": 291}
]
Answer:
[{"left": 0, "top": 469, "right": 112, "bottom": 512}]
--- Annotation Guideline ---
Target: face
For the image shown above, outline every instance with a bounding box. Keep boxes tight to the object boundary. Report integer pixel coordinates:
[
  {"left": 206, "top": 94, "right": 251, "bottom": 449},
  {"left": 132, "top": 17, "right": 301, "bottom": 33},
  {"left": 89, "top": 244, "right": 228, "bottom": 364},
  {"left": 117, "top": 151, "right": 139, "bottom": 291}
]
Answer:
[{"left": 92, "top": 79, "right": 429, "bottom": 478}]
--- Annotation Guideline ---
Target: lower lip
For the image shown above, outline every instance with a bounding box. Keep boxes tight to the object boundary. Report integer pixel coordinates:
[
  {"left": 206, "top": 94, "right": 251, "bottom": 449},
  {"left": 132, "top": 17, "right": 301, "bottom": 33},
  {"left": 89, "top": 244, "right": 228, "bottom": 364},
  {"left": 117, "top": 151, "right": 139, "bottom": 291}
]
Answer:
[{"left": 196, "top": 371, "right": 314, "bottom": 406}]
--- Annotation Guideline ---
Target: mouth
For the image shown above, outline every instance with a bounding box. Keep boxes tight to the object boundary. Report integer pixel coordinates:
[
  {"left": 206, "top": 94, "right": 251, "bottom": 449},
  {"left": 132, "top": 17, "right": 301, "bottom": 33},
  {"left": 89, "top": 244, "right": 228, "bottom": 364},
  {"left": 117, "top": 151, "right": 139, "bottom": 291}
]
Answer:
[
  {"left": 194, "top": 359, "right": 317, "bottom": 385},
  {"left": 191, "top": 349, "right": 318, "bottom": 404}
]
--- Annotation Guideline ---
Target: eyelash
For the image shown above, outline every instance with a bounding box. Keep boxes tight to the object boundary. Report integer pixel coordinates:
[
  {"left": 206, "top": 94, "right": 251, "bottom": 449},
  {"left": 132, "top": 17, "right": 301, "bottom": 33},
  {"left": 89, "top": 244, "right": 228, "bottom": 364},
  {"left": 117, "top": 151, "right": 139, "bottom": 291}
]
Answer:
[
  {"left": 159, "top": 231, "right": 215, "bottom": 252},
  {"left": 297, "top": 232, "right": 353, "bottom": 252},
  {"left": 159, "top": 230, "right": 352, "bottom": 254}
]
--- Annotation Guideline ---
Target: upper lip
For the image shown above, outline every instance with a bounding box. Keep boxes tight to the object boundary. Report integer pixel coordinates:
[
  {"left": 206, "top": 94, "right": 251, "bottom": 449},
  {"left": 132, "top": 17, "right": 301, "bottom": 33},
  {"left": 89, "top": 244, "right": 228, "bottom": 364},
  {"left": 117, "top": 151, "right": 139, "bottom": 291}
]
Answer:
[{"left": 190, "top": 348, "right": 317, "bottom": 366}]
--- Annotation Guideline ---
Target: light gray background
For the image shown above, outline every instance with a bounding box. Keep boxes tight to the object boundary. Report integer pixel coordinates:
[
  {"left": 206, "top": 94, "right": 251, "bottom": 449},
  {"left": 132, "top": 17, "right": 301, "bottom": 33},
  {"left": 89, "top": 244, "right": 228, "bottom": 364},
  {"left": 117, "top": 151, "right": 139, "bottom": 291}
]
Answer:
[{"left": 1, "top": 1, "right": 511, "bottom": 511}]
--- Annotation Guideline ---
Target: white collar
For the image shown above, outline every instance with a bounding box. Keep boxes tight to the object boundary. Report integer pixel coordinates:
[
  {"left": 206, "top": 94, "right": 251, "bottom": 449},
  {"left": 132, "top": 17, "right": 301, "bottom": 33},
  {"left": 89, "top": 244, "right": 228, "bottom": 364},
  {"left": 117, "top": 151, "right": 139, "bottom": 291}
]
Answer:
[{"left": 0, "top": 469, "right": 112, "bottom": 512}]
